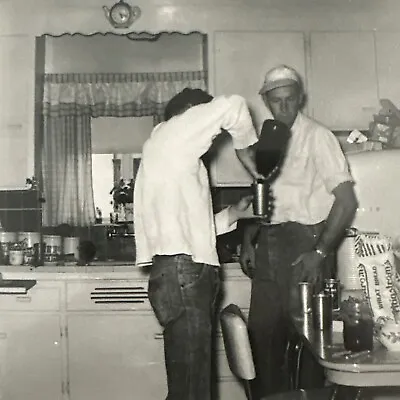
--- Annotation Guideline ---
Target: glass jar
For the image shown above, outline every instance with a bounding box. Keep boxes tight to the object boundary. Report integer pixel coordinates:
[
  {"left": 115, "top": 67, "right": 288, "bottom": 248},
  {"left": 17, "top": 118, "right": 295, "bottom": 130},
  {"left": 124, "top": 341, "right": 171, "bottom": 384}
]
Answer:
[
  {"left": 8, "top": 242, "right": 25, "bottom": 266},
  {"left": 341, "top": 295, "right": 374, "bottom": 352}
]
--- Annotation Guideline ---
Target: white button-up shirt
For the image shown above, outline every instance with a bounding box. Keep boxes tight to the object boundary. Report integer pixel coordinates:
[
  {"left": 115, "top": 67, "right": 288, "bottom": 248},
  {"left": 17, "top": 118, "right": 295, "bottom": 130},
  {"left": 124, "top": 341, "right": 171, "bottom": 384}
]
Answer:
[
  {"left": 134, "top": 95, "right": 258, "bottom": 266},
  {"left": 271, "top": 112, "right": 353, "bottom": 224}
]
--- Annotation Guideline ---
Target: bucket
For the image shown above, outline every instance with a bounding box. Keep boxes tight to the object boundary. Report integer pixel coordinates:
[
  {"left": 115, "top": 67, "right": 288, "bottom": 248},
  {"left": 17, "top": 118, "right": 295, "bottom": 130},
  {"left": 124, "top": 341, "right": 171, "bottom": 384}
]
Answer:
[
  {"left": 42, "top": 235, "right": 62, "bottom": 265},
  {"left": 0, "top": 232, "right": 17, "bottom": 264},
  {"left": 18, "top": 232, "right": 41, "bottom": 265},
  {"left": 63, "top": 237, "right": 80, "bottom": 263}
]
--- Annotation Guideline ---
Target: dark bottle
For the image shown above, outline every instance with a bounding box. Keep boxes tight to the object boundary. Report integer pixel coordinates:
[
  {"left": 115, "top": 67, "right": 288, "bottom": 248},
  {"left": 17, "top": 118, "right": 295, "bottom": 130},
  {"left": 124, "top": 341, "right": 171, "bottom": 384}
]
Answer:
[
  {"left": 342, "top": 296, "right": 374, "bottom": 352},
  {"left": 255, "top": 119, "right": 291, "bottom": 181},
  {"left": 343, "top": 317, "right": 374, "bottom": 352}
]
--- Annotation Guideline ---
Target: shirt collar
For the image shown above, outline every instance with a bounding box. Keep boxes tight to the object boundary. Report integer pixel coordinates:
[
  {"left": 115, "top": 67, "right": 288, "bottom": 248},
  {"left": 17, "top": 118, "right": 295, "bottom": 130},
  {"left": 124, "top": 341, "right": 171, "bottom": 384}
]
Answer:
[{"left": 289, "top": 112, "right": 303, "bottom": 135}]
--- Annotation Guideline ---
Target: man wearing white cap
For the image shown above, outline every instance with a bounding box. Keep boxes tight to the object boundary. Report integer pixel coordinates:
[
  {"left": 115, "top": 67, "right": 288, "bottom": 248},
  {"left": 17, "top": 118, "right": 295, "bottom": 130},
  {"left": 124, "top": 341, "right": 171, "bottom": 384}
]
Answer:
[{"left": 240, "top": 65, "right": 358, "bottom": 397}]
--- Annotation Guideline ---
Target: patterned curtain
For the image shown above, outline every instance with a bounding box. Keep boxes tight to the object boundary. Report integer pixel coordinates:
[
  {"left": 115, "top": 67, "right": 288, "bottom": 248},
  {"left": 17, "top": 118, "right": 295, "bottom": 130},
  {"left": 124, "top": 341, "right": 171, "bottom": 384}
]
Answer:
[
  {"left": 42, "top": 70, "right": 207, "bottom": 227},
  {"left": 43, "top": 71, "right": 207, "bottom": 120},
  {"left": 42, "top": 115, "right": 95, "bottom": 227}
]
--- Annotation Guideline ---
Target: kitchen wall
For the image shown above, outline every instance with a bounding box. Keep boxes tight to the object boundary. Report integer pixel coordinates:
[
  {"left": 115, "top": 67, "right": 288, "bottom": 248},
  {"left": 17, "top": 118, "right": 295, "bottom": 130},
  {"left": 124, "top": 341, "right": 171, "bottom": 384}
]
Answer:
[
  {"left": 2, "top": 0, "right": 400, "bottom": 254},
  {"left": 44, "top": 33, "right": 204, "bottom": 74}
]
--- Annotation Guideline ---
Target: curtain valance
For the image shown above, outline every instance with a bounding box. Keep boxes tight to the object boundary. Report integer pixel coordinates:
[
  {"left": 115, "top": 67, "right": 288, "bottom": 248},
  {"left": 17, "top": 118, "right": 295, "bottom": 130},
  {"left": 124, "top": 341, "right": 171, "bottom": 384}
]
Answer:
[{"left": 42, "top": 70, "right": 207, "bottom": 118}]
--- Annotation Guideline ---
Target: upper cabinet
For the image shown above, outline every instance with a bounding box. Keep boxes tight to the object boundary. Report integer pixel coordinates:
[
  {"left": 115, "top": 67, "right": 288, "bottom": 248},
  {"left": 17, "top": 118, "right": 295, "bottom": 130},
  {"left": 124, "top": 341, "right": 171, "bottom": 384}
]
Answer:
[
  {"left": 309, "top": 32, "right": 379, "bottom": 130},
  {"left": 0, "top": 35, "right": 36, "bottom": 189},
  {"left": 375, "top": 32, "right": 400, "bottom": 106},
  {"left": 210, "top": 31, "right": 306, "bottom": 186}
]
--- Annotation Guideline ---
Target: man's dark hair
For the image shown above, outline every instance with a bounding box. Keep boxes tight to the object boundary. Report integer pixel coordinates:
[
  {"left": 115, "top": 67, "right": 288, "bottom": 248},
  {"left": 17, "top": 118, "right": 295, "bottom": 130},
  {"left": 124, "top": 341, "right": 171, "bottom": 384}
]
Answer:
[{"left": 164, "top": 88, "right": 213, "bottom": 121}]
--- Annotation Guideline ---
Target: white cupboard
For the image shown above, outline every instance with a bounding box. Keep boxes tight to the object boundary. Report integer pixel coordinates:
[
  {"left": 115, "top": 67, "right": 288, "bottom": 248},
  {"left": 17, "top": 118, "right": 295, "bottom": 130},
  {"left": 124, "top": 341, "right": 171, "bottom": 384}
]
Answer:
[
  {"left": 0, "top": 314, "right": 63, "bottom": 400},
  {"left": 67, "top": 314, "right": 166, "bottom": 400},
  {"left": 309, "top": 31, "right": 379, "bottom": 130},
  {"left": 0, "top": 35, "right": 36, "bottom": 189},
  {"left": 375, "top": 32, "right": 400, "bottom": 107},
  {"left": 210, "top": 31, "right": 306, "bottom": 186},
  {"left": 0, "top": 281, "right": 64, "bottom": 400},
  {"left": 0, "top": 265, "right": 251, "bottom": 400}
]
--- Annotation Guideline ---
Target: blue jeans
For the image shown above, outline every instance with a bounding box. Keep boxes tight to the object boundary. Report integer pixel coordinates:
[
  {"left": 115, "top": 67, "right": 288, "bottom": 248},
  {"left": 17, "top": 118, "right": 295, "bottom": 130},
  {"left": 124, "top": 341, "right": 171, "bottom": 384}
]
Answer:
[
  {"left": 148, "top": 254, "right": 220, "bottom": 400},
  {"left": 248, "top": 222, "right": 332, "bottom": 399}
]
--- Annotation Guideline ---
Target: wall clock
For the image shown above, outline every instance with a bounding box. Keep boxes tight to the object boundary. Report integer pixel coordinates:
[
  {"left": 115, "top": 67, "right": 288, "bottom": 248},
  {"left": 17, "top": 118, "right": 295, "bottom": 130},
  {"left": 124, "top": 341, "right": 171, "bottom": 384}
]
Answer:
[{"left": 103, "top": 1, "right": 142, "bottom": 29}]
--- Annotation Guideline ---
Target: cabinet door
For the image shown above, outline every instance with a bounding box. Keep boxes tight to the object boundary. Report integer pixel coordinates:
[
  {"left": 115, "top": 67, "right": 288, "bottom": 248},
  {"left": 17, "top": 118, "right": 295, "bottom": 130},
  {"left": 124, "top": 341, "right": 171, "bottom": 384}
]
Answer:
[
  {"left": 0, "top": 35, "right": 36, "bottom": 188},
  {"left": 0, "top": 313, "right": 63, "bottom": 400},
  {"left": 375, "top": 32, "right": 400, "bottom": 106},
  {"left": 211, "top": 31, "right": 306, "bottom": 186},
  {"left": 67, "top": 313, "right": 167, "bottom": 400},
  {"left": 310, "top": 32, "right": 379, "bottom": 130}
]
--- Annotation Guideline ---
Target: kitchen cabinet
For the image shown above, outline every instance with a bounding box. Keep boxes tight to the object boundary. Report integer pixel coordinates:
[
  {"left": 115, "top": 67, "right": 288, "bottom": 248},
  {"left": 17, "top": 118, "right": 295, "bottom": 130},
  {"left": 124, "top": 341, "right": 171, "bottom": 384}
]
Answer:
[
  {"left": 0, "top": 282, "right": 64, "bottom": 400},
  {"left": 65, "top": 279, "right": 167, "bottom": 400},
  {"left": 65, "top": 272, "right": 251, "bottom": 400},
  {"left": 375, "top": 32, "right": 400, "bottom": 107},
  {"left": 0, "top": 314, "right": 63, "bottom": 400},
  {"left": 210, "top": 31, "right": 306, "bottom": 186},
  {"left": 67, "top": 314, "right": 166, "bottom": 400},
  {"left": 310, "top": 32, "right": 379, "bottom": 130},
  {"left": 0, "top": 35, "right": 36, "bottom": 189},
  {"left": 0, "top": 265, "right": 251, "bottom": 400}
]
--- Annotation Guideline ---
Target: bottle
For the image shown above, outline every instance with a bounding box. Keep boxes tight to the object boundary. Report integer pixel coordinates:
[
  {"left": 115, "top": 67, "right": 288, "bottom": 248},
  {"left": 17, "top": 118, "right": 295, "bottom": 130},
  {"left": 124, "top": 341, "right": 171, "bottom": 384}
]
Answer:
[{"left": 341, "top": 295, "right": 374, "bottom": 352}]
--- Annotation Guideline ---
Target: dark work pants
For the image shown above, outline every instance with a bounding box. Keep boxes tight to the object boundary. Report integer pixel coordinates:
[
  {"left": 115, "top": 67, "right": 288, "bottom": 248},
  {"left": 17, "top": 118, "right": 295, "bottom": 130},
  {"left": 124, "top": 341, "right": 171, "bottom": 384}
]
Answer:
[
  {"left": 248, "top": 222, "right": 332, "bottom": 399},
  {"left": 147, "top": 254, "right": 220, "bottom": 400}
]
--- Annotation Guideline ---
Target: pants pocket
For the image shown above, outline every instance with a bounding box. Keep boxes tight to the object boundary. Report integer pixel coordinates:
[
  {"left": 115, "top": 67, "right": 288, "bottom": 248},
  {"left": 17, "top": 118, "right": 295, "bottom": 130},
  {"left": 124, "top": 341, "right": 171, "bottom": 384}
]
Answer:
[
  {"left": 148, "top": 265, "right": 185, "bottom": 327},
  {"left": 177, "top": 262, "right": 207, "bottom": 290}
]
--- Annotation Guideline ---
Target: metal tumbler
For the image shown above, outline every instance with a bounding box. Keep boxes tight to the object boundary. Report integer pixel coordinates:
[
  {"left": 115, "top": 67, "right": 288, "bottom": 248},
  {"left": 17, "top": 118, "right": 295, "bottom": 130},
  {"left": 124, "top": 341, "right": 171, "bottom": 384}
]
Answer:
[
  {"left": 313, "top": 293, "right": 333, "bottom": 331},
  {"left": 299, "top": 282, "right": 312, "bottom": 314},
  {"left": 252, "top": 179, "right": 269, "bottom": 216}
]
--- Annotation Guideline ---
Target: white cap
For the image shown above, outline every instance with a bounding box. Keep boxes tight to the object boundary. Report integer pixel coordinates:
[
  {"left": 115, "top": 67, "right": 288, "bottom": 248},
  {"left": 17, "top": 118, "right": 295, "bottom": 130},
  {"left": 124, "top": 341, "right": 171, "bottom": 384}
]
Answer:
[{"left": 259, "top": 65, "right": 301, "bottom": 95}]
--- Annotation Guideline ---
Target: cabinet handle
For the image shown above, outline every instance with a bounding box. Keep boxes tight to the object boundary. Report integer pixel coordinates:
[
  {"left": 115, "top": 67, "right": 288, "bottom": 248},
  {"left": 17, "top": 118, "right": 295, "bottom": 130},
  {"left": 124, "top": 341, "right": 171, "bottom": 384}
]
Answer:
[
  {"left": 0, "top": 332, "right": 7, "bottom": 340},
  {"left": 16, "top": 296, "right": 32, "bottom": 303},
  {"left": 153, "top": 333, "right": 164, "bottom": 340}
]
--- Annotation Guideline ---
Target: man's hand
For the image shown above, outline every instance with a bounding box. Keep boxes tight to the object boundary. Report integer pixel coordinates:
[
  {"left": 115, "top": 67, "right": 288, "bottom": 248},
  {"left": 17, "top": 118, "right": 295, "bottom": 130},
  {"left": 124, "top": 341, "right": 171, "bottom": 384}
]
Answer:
[
  {"left": 235, "top": 147, "right": 265, "bottom": 181},
  {"left": 239, "top": 223, "right": 260, "bottom": 279},
  {"left": 291, "top": 250, "right": 326, "bottom": 291},
  {"left": 230, "top": 195, "right": 253, "bottom": 220},
  {"left": 239, "top": 242, "right": 256, "bottom": 279}
]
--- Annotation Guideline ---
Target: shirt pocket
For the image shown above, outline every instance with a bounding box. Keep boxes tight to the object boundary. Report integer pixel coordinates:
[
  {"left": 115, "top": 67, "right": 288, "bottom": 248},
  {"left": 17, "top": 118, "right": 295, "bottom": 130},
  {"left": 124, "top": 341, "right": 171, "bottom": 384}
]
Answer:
[{"left": 281, "top": 153, "right": 311, "bottom": 185}]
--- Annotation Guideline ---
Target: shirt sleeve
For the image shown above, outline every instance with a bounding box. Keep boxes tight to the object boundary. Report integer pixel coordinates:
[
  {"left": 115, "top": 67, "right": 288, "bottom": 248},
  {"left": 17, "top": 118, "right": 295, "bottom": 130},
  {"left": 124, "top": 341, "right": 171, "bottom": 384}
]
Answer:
[
  {"left": 219, "top": 95, "right": 259, "bottom": 149},
  {"left": 164, "top": 95, "right": 258, "bottom": 159},
  {"left": 312, "top": 127, "right": 354, "bottom": 193},
  {"left": 214, "top": 207, "right": 237, "bottom": 236}
]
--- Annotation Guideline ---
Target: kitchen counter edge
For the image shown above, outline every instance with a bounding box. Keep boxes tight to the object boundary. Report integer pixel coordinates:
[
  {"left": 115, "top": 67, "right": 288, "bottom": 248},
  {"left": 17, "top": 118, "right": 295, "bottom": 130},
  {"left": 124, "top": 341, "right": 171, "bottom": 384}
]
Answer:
[{"left": 0, "top": 262, "right": 245, "bottom": 281}]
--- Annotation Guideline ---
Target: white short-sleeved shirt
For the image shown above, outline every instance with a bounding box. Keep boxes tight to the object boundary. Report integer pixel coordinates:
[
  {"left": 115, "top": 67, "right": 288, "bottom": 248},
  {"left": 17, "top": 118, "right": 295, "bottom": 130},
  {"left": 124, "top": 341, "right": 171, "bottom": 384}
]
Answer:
[
  {"left": 270, "top": 112, "right": 353, "bottom": 224},
  {"left": 134, "top": 95, "right": 258, "bottom": 266}
]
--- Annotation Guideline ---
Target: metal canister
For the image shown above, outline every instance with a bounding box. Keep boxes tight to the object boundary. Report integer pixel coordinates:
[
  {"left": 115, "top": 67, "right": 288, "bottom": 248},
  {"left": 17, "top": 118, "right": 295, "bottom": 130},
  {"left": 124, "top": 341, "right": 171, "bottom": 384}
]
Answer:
[
  {"left": 312, "top": 293, "right": 333, "bottom": 331},
  {"left": 299, "top": 282, "right": 312, "bottom": 314},
  {"left": 324, "top": 278, "right": 341, "bottom": 311}
]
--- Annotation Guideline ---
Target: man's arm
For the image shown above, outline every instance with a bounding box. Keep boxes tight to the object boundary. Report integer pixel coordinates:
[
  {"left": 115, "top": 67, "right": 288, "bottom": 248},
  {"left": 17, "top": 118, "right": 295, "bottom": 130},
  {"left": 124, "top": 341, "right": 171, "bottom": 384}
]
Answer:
[
  {"left": 293, "top": 180, "right": 358, "bottom": 286},
  {"left": 235, "top": 146, "right": 263, "bottom": 180},
  {"left": 214, "top": 195, "right": 253, "bottom": 236},
  {"left": 314, "top": 181, "right": 358, "bottom": 255}
]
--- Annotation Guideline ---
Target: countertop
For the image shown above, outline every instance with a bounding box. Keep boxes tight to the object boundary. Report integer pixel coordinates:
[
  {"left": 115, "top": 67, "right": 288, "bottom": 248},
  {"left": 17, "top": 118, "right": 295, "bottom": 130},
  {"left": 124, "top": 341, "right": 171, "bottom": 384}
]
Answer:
[{"left": 0, "top": 262, "right": 244, "bottom": 281}]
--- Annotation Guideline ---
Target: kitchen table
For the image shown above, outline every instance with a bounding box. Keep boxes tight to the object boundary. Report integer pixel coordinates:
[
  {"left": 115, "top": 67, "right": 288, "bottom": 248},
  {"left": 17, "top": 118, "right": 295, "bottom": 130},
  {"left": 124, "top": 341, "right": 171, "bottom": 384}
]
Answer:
[{"left": 290, "top": 313, "right": 400, "bottom": 399}]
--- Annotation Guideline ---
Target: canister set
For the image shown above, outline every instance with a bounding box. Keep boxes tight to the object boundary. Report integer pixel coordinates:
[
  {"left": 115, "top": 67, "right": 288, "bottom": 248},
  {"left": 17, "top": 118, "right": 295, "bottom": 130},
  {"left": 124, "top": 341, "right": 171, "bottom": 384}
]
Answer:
[
  {"left": 0, "top": 232, "right": 80, "bottom": 266},
  {"left": 299, "top": 278, "right": 374, "bottom": 353},
  {"left": 298, "top": 279, "right": 341, "bottom": 331}
]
